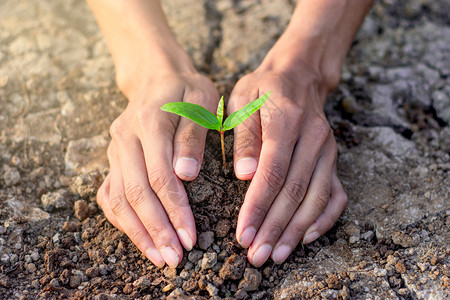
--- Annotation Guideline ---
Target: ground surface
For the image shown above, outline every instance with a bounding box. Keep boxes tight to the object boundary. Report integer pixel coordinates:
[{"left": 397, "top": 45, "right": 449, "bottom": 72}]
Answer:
[{"left": 0, "top": 0, "right": 449, "bottom": 299}]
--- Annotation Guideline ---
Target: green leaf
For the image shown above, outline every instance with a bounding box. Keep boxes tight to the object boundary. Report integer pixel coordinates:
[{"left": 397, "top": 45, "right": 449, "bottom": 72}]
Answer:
[
  {"left": 216, "top": 96, "right": 224, "bottom": 127},
  {"left": 161, "top": 102, "right": 221, "bottom": 130},
  {"left": 222, "top": 91, "right": 271, "bottom": 131}
]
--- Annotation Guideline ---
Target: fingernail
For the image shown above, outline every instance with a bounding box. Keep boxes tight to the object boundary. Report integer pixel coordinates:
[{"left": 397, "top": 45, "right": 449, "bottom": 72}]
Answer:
[
  {"left": 239, "top": 227, "right": 256, "bottom": 248},
  {"left": 251, "top": 244, "right": 272, "bottom": 267},
  {"left": 303, "top": 231, "right": 320, "bottom": 244},
  {"left": 145, "top": 248, "right": 165, "bottom": 268},
  {"left": 272, "top": 244, "right": 291, "bottom": 264},
  {"left": 235, "top": 157, "right": 257, "bottom": 176},
  {"left": 174, "top": 157, "right": 199, "bottom": 177},
  {"left": 177, "top": 228, "right": 193, "bottom": 251},
  {"left": 160, "top": 247, "right": 180, "bottom": 268}
]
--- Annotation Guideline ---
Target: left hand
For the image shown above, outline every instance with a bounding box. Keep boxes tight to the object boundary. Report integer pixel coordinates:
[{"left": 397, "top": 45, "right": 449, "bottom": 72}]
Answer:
[{"left": 228, "top": 62, "right": 348, "bottom": 267}]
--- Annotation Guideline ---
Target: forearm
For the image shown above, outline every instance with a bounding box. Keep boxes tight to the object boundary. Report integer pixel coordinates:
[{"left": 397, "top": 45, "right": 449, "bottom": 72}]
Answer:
[
  {"left": 86, "top": 0, "right": 195, "bottom": 96},
  {"left": 262, "top": 0, "right": 374, "bottom": 91}
]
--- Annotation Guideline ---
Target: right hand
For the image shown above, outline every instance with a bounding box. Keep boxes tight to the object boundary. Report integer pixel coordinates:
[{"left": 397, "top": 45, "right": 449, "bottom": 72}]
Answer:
[{"left": 97, "top": 71, "right": 219, "bottom": 268}]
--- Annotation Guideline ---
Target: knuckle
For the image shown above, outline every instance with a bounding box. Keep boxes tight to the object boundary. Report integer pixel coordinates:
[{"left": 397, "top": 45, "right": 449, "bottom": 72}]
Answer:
[
  {"left": 109, "top": 118, "right": 125, "bottom": 141},
  {"left": 110, "top": 193, "right": 127, "bottom": 216},
  {"left": 253, "top": 203, "right": 268, "bottom": 219},
  {"left": 127, "top": 229, "right": 146, "bottom": 247},
  {"left": 268, "top": 222, "right": 284, "bottom": 240},
  {"left": 313, "top": 190, "right": 330, "bottom": 213},
  {"left": 261, "top": 163, "right": 285, "bottom": 194},
  {"left": 282, "top": 179, "right": 308, "bottom": 207},
  {"left": 124, "top": 181, "right": 146, "bottom": 208},
  {"left": 292, "top": 221, "right": 306, "bottom": 237},
  {"left": 313, "top": 119, "right": 332, "bottom": 141},
  {"left": 146, "top": 221, "right": 165, "bottom": 237},
  {"left": 148, "top": 168, "right": 170, "bottom": 195},
  {"left": 177, "top": 128, "right": 203, "bottom": 147}
]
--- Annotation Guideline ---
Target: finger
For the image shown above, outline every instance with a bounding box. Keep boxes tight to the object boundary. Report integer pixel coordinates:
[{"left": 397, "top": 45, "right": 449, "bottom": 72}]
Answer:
[
  {"left": 302, "top": 171, "right": 348, "bottom": 244},
  {"left": 236, "top": 96, "right": 299, "bottom": 249},
  {"left": 173, "top": 90, "right": 218, "bottom": 181},
  {"left": 96, "top": 173, "right": 123, "bottom": 232},
  {"left": 246, "top": 128, "right": 329, "bottom": 267},
  {"left": 228, "top": 89, "right": 262, "bottom": 180},
  {"left": 107, "top": 143, "right": 165, "bottom": 267},
  {"left": 112, "top": 135, "right": 186, "bottom": 268},
  {"left": 137, "top": 118, "right": 197, "bottom": 253},
  {"left": 269, "top": 139, "right": 337, "bottom": 265}
]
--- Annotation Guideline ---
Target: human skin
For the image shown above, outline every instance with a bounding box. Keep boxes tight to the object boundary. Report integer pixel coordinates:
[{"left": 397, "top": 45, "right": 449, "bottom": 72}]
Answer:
[{"left": 87, "top": 0, "right": 373, "bottom": 268}]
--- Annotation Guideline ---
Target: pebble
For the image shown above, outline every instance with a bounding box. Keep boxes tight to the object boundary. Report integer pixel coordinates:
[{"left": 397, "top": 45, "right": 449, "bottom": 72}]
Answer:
[
  {"left": 49, "top": 278, "right": 60, "bottom": 288},
  {"left": 3, "top": 166, "right": 20, "bottom": 186},
  {"left": 25, "top": 255, "right": 32, "bottom": 263},
  {"left": 41, "top": 190, "right": 69, "bottom": 212},
  {"left": 1, "top": 254, "right": 10, "bottom": 264},
  {"left": 26, "top": 263, "right": 37, "bottom": 273},
  {"left": 99, "top": 264, "right": 108, "bottom": 275},
  {"left": 238, "top": 268, "right": 262, "bottom": 291},
  {"left": 219, "top": 254, "right": 246, "bottom": 280},
  {"left": 74, "top": 200, "right": 90, "bottom": 221},
  {"left": 201, "top": 252, "right": 217, "bottom": 270},
  {"left": 133, "top": 276, "right": 151, "bottom": 288},
  {"left": 374, "top": 268, "right": 387, "bottom": 277},
  {"left": 198, "top": 231, "right": 214, "bottom": 250},
  {"left": 361, "top": 231, "right": 374, "bottom": 241},
  {"left": 235, "top": 289, "right": 248, "bottom": 299},
  {"left": 9, "top": 254, "right": 18, "bottom": 264},
  {"left": 167, "top": 288, "right": 185, "bottom": 298},
  {"left": 184, "top": 261, "right": 194, "bottom": 270},
  {"left": 69, "top": 276, "right": 81, "bottom": 288},
  {"left": 188, "top": 250, "right": 203, "bottom": 263},
  {"left": 206, "top": 283, "right": 218, "bottom": 297},
  {"left": 215, "top": 219, "right": 231, "bottom": 238}
]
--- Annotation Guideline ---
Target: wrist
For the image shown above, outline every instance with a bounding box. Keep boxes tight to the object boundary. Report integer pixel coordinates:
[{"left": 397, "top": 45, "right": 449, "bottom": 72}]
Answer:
[{"left": 260, "top": 29, "right": 342, "bottom": 93}]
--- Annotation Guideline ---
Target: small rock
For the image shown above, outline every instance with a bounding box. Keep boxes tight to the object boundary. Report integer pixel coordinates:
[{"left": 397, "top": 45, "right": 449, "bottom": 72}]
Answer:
[
  {"left": 374, "top": 268, "right": 387, "bottom": 277},
  {"left": 238, "top": 268, "right": 262, "bottom": 291},
  {"left": 41, "top": 190, "right": 69, "bottom": 212},
  {"left": 201, "top": 252, "right": 217, "bottom": 270},
  {"left": 215, "top": 219, "right": 231, "bottom": 238},
  {"left": 9, "top": 254, "right": 18, "bottom": 264},
  {"left": 198, "top": 231, "right": 214, "bottom": 250},
  {"left": 167, "top": 288, "right": 184, "bottom": 298},
  {"left": 74, "top": 200, "right": 90, "bottom": 221},
  {"left": 219, "top": 254, "right": 246, "bottom": 280},
  {"left": 86, "top": 267, "right": 99, "bottom": 278},
  {"left": 99, "top": 264, "right": 108, "bottom": 275},
  {"left": 188, "top": 250, "right": 203, "bottom": 263},
  {"left": 163, "top": 266, "right": 177, "bottom": 279},
  {"left": 133, "top": 276, "right": 151, "bottom": 288},
  {"left": 206, "top": 283, "right": 218, "bottom": 297},
  {"left": 49, "top": 278, "right": 60, "bottom": 288},
  {"left": 182, "top": 278, "right": 197, "bottom": 292},
  {"left": 361, "top": 231, "right": 374, "bottom": 241},
  {"left": 26, "top": 263, "right": 37, "bottom": 273},
  {"left": 70, "top": 172, "right": 102, "bottom": 198},
  {"left": 3, "top": 166, "right": 20, "bottom": 186},
  {"left": 235, "top": 289, "right": 248, "bottom": 299},
  {"left": 344, "top": 223, "right": 360, "bottom": 243},
  {"left": 52, "top": 233, "right": 61, "bottom": 244},
  {"left": 162, "top": 283, "right": 174, "bottom": 292}
]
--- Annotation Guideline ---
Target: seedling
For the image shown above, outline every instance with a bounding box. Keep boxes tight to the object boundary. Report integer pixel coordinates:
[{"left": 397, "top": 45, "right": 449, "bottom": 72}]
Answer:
[{"left": 161, "top": 92, "right": 271, "bottom": 170}]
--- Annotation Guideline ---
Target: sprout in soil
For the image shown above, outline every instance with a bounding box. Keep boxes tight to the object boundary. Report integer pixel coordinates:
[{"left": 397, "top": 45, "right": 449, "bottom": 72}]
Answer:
[{"left": 161, "top": 91, "right": 271, "bottom": 170}]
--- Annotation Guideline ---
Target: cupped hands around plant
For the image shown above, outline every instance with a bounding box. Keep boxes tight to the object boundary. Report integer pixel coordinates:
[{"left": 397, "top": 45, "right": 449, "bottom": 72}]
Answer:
[
  {"left": 96, "top": 71, "right": 221, "bottom": 269},
  {"left": 162, "top": 92, "right": 271, "bottom": 170}
]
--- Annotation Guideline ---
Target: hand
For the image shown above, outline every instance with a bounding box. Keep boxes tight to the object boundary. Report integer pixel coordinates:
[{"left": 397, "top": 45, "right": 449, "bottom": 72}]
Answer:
[
  {"left": 228, "top": 62, "right": 348, "bottom": 267},
  {"left": 97, "top": 72, "right": 219, "bottom": 268}
]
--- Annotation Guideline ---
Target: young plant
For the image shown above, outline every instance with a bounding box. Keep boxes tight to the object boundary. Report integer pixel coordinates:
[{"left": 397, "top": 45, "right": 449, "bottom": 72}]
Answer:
[{"left": 161, "top": 92, "right": 271, "bottom": 170}]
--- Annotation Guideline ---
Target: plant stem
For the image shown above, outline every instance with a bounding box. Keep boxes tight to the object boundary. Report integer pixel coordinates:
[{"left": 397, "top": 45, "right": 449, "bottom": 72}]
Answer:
[{"left": 220, "top": 131, "right": 226, "bottom": 170}]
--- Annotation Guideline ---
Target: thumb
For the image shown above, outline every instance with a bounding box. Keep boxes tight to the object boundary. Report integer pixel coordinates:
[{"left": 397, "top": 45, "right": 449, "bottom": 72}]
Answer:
[{"left": 228, "top": 92, "right": 262, "bottom": 180}]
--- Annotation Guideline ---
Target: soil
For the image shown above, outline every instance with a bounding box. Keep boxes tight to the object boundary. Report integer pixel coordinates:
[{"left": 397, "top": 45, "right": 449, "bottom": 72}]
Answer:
[{"left": 1, "top": 0, "right": 449, "bottom": 299}]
